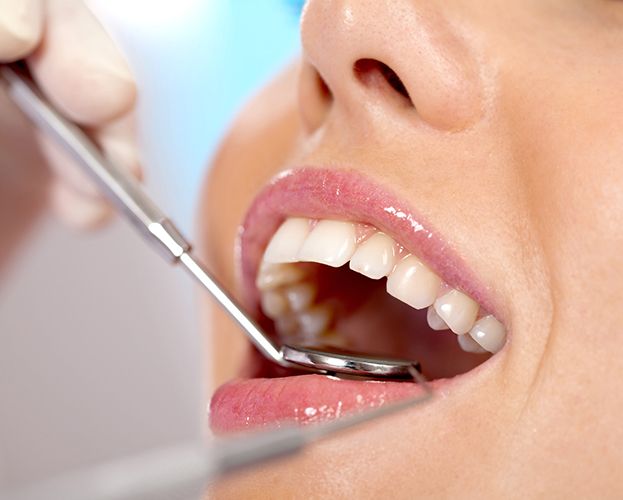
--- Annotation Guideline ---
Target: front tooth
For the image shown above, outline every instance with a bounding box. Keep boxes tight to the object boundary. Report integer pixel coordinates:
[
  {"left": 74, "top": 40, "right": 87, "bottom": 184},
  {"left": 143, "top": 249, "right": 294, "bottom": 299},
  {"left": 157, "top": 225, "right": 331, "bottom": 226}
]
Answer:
[
  {"left": 298, "top": 220, "right": 357, "bottom": 267},
  {"left": 260, "top": 290, "right": 288, "bottom": 319},
  {"left": 263, "top": 218, "right": 311, "bottom": 263},
  {"left": 297, "top": 305, "right": 332, "bottom": 338},
  {"left": 469, "top": 315, "right": 506, "bottom": 353},
  {"left": 426, "top": 306, "right": 449, "bottom": 330},
  {"left": 349, "top": 232, "right": 396, "bottom": 279},
  {"left": 256, "top": 262, "right": 306, "bottom": 291},
  {"left": 284, "top": 282, "right": 316, "bottom": 312},
  {"left": 433, "top": 289, "right": 479, "bottom": 335},
  {"left": 457, "top": 333, "right": 488, "bottom": 354},
  {"left": 386, "top": 255, "right": 441, "bottom": 309}
]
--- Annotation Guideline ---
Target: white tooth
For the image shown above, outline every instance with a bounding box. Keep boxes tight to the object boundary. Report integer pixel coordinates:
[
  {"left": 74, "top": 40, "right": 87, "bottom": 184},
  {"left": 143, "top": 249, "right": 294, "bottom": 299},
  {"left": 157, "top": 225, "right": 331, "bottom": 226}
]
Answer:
[
  {"left": 349, "top": 232, "right": 396, "bottom": 279},
  {"left": 433, "top": 289, "right": 479, "bottom": 335},
  {"left": 256, "top": 262, "right": 306, "bottom": 291},
  {"left": 297, "top": 305, "right": 331, "bottom": 337},
  {"left": 469, "top": 315, "right": 506, "bottom": 353},
  {"left": 284, "top": 282, "right": 316, "bottom": 312},
  {"left": 275, "top": 314, "right": 298, "bottom": 337},
  {"left": 260, "top": 290, "right": 288, "bottom": 319},
  {"left": 386, "top": 255, "right": 441, "bottom": 309},
  {"left": 427, "top": 306, "right": 449, "bottom": 330},
  {"left": 263, "top": 217, "right": 311, "bottom": 263},
  {"left": 457, "top": 333, "right": 488, "bottom": 354},
  {"left": 298, "top": 220, "right": 357, "bottom": 267}
]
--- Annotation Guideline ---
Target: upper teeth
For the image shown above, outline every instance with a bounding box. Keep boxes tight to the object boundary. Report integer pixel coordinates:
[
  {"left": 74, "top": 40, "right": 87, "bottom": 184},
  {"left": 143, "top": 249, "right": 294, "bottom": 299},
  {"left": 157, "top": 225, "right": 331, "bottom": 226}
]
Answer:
[
  {"left": 298, "top": 220, "right": 357, "bottom": 267},
  {"left": 386, "top": 254, "right": 442, "bottom": 309},
  {"left": 433, "top": 289, "right": 479, "bottom": 335},
  {"left": 257, "top": 217, "right": 507, "bottom": 354},
  {"left": 349, "top": 232, "right": 396, "bottom": 279}
]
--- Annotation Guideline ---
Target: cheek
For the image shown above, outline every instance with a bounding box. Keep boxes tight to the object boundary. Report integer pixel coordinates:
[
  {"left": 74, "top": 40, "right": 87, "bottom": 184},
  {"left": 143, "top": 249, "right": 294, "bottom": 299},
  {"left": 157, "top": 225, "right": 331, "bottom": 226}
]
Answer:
[
  {"left": 510, "top": 78, "right": 623, "bottom": 389},
  {"left": 198, "top": 103, "right": 302, "bottom": 286},
  {"left": 198, "top": 167, "right": 257, "bottom": 387},
  {"left": 204, "top": 302, "right": 249, "bottom": 387},
  {"left": 199, "top": 164, "right": 247, "bottom": 284},
  {"left": 502, "top": 50, "right": 623, "bottom": 317},
  {"left": 197, "top": 73, "right": 302, "bottom": 387},
  {"left": 526, "top": 118, "right": 623, "bottom": 301}
]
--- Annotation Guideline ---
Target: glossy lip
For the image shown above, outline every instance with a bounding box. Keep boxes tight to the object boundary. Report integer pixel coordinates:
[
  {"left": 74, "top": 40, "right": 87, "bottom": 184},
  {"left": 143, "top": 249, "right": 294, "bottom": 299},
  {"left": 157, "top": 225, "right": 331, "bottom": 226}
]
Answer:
[
  {"left": 210, "top": 166, "right": 502, "bottom": 434},
  {"left": 239, "top": 167, "right": 497, "bottom": 315},
  {"left": 210, "top": 374, "right": 430, "bottom": 433}
]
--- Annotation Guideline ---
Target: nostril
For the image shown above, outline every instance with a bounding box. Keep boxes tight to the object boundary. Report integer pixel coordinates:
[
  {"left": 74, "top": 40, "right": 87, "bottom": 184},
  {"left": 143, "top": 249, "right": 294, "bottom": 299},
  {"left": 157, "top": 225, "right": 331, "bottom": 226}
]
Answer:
[
  {"left": 299, "top": 62, "right": 333, "bottom": 133},
  {"left": 316, "top": 70, "right": 333, "bottom": 103},
  {"left": 379, "top": 64, "right": 410, "bottom": 101},
  {"left": 353, "top": 59, "right": 413, "bottom": 106}
]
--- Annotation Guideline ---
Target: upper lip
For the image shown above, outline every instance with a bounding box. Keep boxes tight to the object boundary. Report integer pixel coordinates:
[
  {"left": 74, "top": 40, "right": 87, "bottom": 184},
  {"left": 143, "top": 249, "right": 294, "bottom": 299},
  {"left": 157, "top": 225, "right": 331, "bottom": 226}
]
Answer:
[{"left": 238, "top": 166, "right": 498, "bottom": 320}]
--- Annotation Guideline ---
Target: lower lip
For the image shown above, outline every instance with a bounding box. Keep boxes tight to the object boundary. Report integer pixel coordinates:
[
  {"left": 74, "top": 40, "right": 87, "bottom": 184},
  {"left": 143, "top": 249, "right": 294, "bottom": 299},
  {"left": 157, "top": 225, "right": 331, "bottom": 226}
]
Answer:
[{"left": 209, "top": 373, "right": 427, "bottom": 434}]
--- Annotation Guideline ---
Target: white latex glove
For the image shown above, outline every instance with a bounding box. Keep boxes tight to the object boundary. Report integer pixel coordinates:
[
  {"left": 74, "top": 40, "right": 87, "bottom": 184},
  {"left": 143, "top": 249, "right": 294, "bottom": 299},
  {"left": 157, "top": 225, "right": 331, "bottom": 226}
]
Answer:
[{"left": 0, "top": 0, "right": 139, "bottom": 228}]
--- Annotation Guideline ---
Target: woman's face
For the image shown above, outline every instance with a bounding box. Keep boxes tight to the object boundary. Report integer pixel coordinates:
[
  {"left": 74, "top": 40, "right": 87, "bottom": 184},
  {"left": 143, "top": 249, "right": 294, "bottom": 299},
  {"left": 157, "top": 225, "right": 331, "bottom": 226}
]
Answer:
[{"left": 200, "top": 0, "right": 623, "bottom": 497}]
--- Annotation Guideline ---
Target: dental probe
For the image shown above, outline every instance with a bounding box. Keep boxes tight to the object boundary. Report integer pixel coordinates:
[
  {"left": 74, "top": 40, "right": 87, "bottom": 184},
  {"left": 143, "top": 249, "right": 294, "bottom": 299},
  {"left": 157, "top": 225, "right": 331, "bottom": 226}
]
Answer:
[
  {"left": 0, "top": 63, "right": 422, "bottom": 380},
  {"left": 7, "top": 367, "right": 431, "bottom": 500}
]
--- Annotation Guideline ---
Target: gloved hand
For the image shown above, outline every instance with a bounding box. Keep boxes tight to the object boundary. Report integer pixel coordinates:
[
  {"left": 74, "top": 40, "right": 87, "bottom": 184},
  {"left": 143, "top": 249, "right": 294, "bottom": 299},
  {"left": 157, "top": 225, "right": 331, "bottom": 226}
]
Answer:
[{"left": 0, "top": 0, "right": 140, "bottom": 229}]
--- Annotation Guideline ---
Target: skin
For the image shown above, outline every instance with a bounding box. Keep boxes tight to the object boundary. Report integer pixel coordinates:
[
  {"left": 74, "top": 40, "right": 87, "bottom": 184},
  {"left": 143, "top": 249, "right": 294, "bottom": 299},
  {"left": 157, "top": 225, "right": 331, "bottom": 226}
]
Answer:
[
  {"left": 200, "top": 0, "right": 623, "bottom": 497},
  {"left": 0, "top": 0, "right": 138, "bottom": 273}
]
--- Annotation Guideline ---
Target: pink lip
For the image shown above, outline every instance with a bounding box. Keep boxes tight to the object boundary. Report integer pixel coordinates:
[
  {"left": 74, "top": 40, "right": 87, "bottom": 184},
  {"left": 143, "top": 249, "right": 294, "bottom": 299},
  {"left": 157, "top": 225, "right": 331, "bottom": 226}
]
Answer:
[
  {"left": 209, "top": 167, "right": 495, "bottom": 434},
  {"left": 210, "top": 375, "right": 427, "bottom": 433}
]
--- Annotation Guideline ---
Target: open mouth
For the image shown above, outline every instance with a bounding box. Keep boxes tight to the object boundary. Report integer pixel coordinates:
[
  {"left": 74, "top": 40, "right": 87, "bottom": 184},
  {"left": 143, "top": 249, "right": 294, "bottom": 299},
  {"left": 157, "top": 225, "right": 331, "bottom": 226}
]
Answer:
[
  {"left": 257, "top": 218, "right": 505, "bottom": 372},
  {"left": 210, "top": 168, "right": 507, "bottom": 434}
]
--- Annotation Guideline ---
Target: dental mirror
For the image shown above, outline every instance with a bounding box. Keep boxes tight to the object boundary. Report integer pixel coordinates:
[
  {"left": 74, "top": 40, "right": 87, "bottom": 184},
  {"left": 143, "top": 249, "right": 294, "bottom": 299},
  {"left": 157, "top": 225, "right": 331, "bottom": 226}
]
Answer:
[
  {"left": 1, "top": 63, "right": 423, "bottom": 383},
  {"left": 280, "top": 345, "right": 420, "bottom": 379}
]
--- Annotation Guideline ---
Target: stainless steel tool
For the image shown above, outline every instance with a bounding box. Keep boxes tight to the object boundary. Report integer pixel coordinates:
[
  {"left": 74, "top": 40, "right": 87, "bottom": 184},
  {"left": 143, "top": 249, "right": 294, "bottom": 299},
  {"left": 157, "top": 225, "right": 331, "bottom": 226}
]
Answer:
[{"left": 0, "top": 63, "right": 423, "bottom": 381}]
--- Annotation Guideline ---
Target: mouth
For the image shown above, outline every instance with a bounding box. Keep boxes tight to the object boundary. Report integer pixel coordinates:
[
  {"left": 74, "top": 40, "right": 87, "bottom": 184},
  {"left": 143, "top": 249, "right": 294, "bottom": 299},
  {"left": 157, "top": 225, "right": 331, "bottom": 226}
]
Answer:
[{"left": 209, "top": 168, "right": 507, "bottom": 434}]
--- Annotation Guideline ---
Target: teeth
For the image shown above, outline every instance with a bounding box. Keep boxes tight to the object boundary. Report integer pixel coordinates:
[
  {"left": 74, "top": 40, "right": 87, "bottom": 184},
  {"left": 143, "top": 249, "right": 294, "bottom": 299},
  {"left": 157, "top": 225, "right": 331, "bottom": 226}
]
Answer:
[
  {"left": 426, "top": 306, "right": 449, "bottom": 331},
  {"left": 256, "top": 262, "right": 307, "bottom": 291},
  {"left": 259, "top": 217, "right": 506, "bottom": 358},
  {"left": 468, "top": 315, "right": 506, "bottom": 353},
  {"left": 349, "top": 232, "right": 396, "bottom": 279},
  {"left": 284, "top": 282, "right": 316, "bottom": 312},
  {"left": 275, "top": 306, "right": 332, "bottom": 344},
  {"left": 457, "top": 332, "right": 488, "bottom": 354},
  {"left": 433, "top": 289, "right": 479, "bottom": 335},
  {"left": 263, "top": 218, "right": 311, "bottom": 263},
  {"left": 386, "top": 255, "right": 441, "bottom": 309},
  {"left": 260, "top": 290, "right": 288, "bottom": 318},
  {"left": 275, "top": 314, "right": 299, "bottom": 337},
  {"left": 297, "top": 305, "right": 332, "bottom": 338},
  {"left": 298, "top": 220, "right": 357, "bottom": 267}
]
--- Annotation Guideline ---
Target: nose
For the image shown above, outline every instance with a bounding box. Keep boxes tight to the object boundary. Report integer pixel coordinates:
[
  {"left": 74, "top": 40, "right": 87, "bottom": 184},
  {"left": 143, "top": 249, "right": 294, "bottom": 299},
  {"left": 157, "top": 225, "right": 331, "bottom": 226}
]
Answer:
[{"left": 299, "top": 0, "right": 486, "bottom": 132}]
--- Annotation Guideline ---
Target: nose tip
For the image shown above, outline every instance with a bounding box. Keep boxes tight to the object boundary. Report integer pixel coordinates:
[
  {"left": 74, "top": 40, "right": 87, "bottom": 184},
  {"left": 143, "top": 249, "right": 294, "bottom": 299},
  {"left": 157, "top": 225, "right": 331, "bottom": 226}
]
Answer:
[{"left": 300, "top": 0, "right": 487, "bottom": 132}]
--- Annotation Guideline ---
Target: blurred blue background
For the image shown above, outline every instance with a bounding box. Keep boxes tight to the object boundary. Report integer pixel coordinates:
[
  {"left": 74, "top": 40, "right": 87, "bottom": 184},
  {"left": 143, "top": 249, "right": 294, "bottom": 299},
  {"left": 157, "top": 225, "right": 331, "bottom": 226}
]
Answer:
[{"left": 94, "top": 0, "right": 303, "bottom": 229}]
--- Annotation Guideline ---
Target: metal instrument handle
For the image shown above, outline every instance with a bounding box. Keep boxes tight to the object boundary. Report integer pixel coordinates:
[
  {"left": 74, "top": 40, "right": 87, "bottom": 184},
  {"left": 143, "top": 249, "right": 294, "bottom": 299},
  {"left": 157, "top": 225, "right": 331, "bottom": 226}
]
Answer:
[
  {"left": 0, "top": 63, "right": 286, "bottom": 366},
  {"left": 0, "top": 64, "right": 189, "bottom": 262}
]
